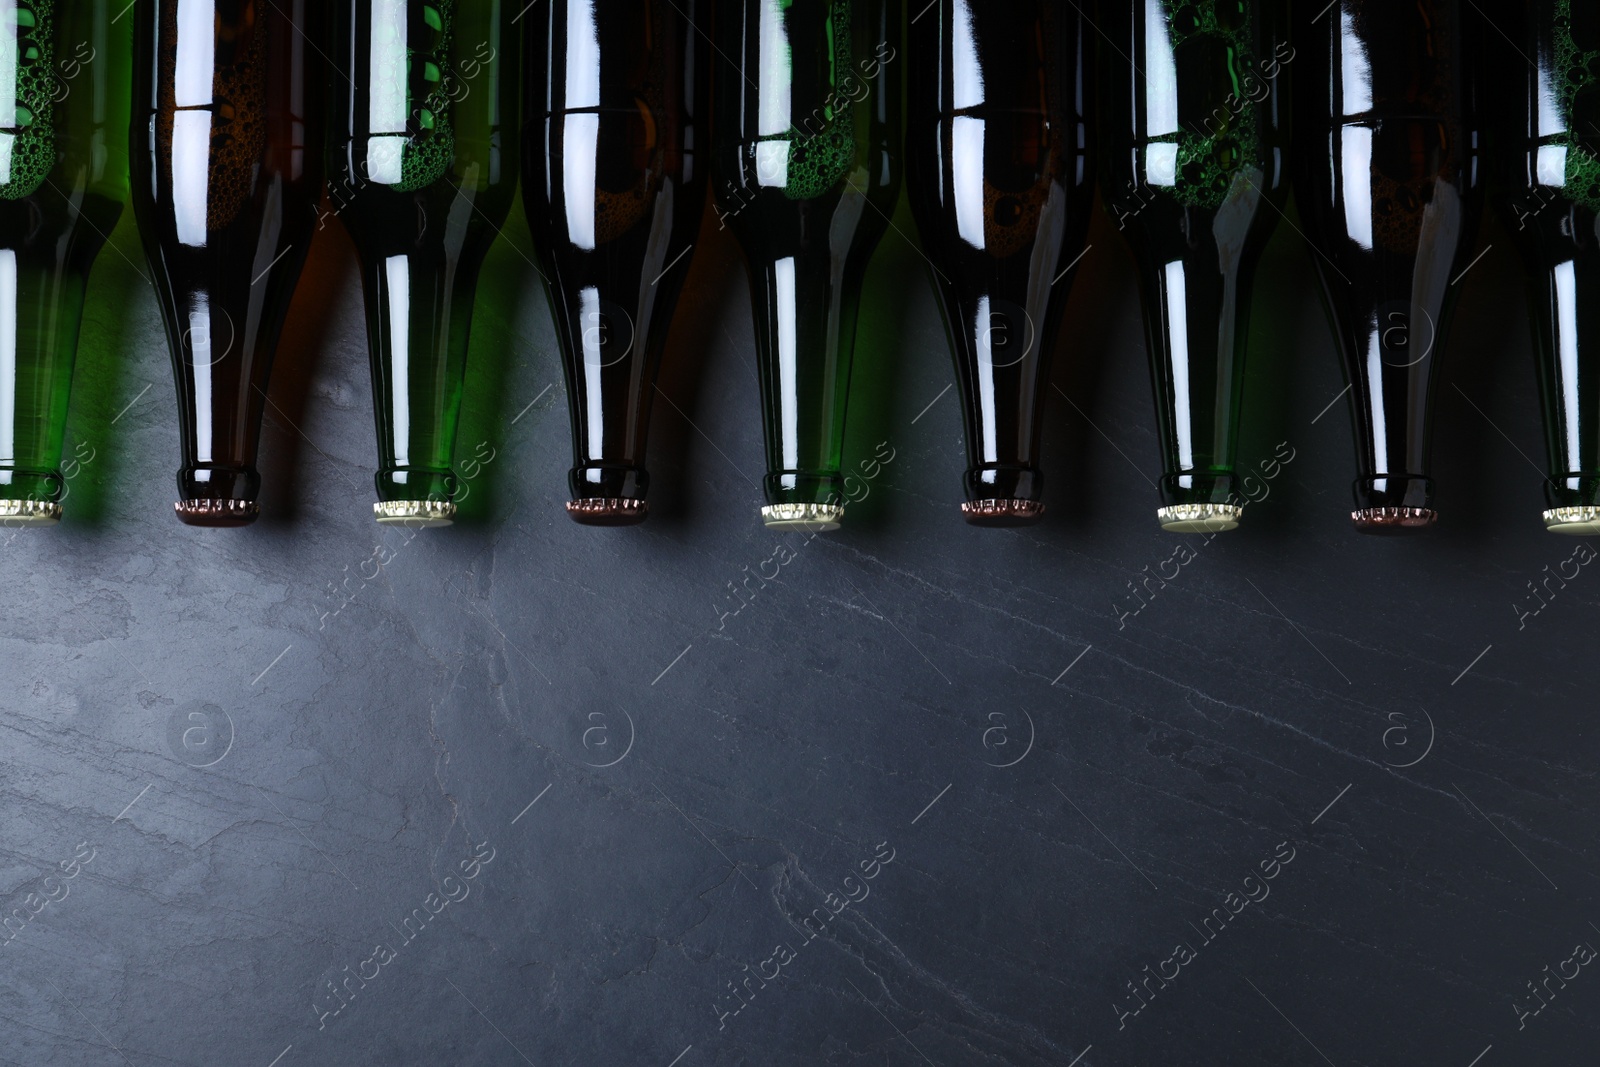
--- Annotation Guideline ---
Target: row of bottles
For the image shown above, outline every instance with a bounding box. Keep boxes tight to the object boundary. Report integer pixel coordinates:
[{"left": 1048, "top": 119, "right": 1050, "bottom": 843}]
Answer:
[{"left": 0, "top": 2, "right": 1593, "bottom": 537}]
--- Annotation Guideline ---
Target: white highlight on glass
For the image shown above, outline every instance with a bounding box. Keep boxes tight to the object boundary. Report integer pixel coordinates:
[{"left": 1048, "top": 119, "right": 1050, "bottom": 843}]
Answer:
[
  {"left": 579, "top": 286, "right": 605, "bottom": 457},
  {"left": 953, "top": 116, "right": 986, "bottom": 250},
  {"left": 0, "top": 0, "right": 16, "bottom": 186},
  {"left": 0, "top": 251, "right": 14, "bottom": 461},
  {"left": 774, "top": 257, "right": 799, "bottom": 468},
  {"left": 756, "top": 140, "right": 790, "bottom": 188},
  {"left": 1339, "top": 9, "right": 1372, "bottom": 116},
  {"left": 1365, "top": 313, "right": 1387, "bottom": 474},
  {"left": 173, "top": 110, "right": 212, "bottom": 247},
  {"left": 1164, "top": 261, "right": 1193, "bottom": 469},
  {"left": 385, "top": 256, "right": 411, "bottom": 465},
  {"left": 755, "top": 0, "right": 793, "bottom": 188},
  {"left": 1554, "top": 260, "right": 1581, "bottom": 471},
  {"left": 563, "top": 113, "right": 599, "bottom": 250},
  {"left": 367, "top": 0, "right": 409, "bottom": 185},
  {"left": 952, "top": 0, "right": 984, "bottom": 110},
  {"left": 975, "top": 295, "right": 997, "bottom": 462},
  {"left": 175, "top": 0, "right": 216, "bottom": 108},
  {"left": 1145, "top": 142, "right": 1179, "bottom": 187},
  {"left": 1537, "top": 144, "right": 1568, "bottom": 189},
  {"left": 1341, "top": 125, "right": 1373, "bottom": 251},
  {"left": 758, "top": 0, "right": 792, "bottom": 135},
  {"left": 1144, "top": 0, "right": 1178, "bottom": 136},
  {"left": 189, "top": 296, "right": 213, "bottom": 463},
  {"left": 1537, "top": 47, "right": 1564, "bottom": 138},
  {"left": 567, "top": 0, "right": 601, "bottom": 109}
]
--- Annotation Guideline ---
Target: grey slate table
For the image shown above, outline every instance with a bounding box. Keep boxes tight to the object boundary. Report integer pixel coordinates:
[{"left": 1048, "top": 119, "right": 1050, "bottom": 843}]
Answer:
[{"left": 1, "top": 189, "right": 1594, "bottom": 1066}]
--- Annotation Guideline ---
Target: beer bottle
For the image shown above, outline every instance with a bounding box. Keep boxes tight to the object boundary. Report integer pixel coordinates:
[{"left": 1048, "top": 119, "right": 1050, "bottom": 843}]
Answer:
[
  {"left": 331, "top": 1, "right": 520, "bottom": 526},
  {"left": 1104, "top": 0, "right": 1290, "bottom": 533},
  {"left": 132, "top": 1, "right": 324, "bottom": 526},
  {"left": 1293, "top": 1, "right": 1484, "bottom": 532},
  {"left": 523, "top": 0, "right": 709, "bottom": 526},
  {"left": 0, "top": 2, "right": 131, "bottom": 525},
  {"left": 1499, "top": 0, "right": 1600, "bottom": 534},
  {"left": 906, "top": 1, "right": 1094, "bottom": 526},
  {"left": 714, "top": 0, "right": 903, "bottom": 531}
]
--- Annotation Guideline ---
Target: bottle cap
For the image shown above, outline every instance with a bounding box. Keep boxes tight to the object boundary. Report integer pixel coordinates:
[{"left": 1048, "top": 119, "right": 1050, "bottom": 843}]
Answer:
[
  {"left": 566, "top": 498, "right": 649, "bottom": 527},
  {"left": 761, "top": 503, "right": 843, "bottom": 532},
  {"left": 1542, "top": 506, "right": 1600, "bottom": 535},
  {"left": 175, "top": 500, "right": 259, "bottom": 527},
  {"left": 0, "top": 500, "right": 61, "bottom": 526},
  {"left": 1157, "top": 503, "right": 1241, "bottom": 533},
  {"left": 374, "top": 500, "right": 455, "bottom": 527},
  {"left": 961, "top": 499, "right": 1045, "bottom": 527},
  {"left": 1351, "top": 506, "right": 1436, "bottom": 533}
]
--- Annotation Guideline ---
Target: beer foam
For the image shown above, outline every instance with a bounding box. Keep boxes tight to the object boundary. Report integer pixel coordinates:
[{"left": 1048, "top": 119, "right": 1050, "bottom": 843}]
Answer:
[
  {"left": 1156, "top": 0, "right": 1262, "bottom": 212},
  {"left": 1553, "top": 0, "right": 1600, "bottom": 211},
  {"left": 397, "top": 0, "right": 455, "bottom": 192},
  {"left": 0, "top": 0, "right": 55, "bottom": 201},
  {"left": 756, "top": 0, "right": 856, "bottom": 202}
]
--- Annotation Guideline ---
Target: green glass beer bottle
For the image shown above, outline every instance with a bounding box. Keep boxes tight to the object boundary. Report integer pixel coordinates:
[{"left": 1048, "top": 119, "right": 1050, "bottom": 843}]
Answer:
[
  {"left": 132, "top": 0, "right": 324, "bottom": 526},
  {"left": 0, "top": 2, "right": 131, "bottom": 525},
  {"left": 714, "top": 0, "right": 903, "bottom": 531},
  {"left": 1104, "top": 0, "right": 1290, "bottom": 532},
  {"left": 906, "top": 1, "right": 1095, "bottom": 525},
  {"left": 523, "top": 0, "right": 710, "bottom": 526},
  {"left": 1500, "top": 0, "right": 1600, "bottom": 533},
  {"left": 331, "top": 1, "right": 519, "bottom": 526},
  {"left": 1293, "top": 1, "right": 1485, "bottom": 533}
]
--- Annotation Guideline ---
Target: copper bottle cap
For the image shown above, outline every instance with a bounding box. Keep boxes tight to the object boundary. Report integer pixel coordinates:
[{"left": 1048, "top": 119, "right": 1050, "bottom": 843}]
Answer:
[
  {"left": 175, "top": 499, "right": 259, "bottom": 527},
  {"left": 961, "top": 499, "right": 1045, "bottom": 527},
  {"left": 1352, "top": 506, "right": 1436, "bottom": 533},
  {"left": 566, "top": 498, "right": 649, "bottom": 527}
]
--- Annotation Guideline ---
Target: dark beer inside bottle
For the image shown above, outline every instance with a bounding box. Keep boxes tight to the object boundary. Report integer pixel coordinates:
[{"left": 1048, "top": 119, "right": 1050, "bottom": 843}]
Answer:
[
  {"left": 950, "top": 110, "right": 1055, "bottom": 509},
  {"left": 134, "top": 0, "right": 321, "bottom": 526},
  {"left": 523, "top": 0, "right": 705, "bottom": 525},
  {"left": 1294, "top": 1, "right": 1482, "bottom": 533},
  {"left": 906, "top": 2, "right": 1092, "bottom": 525}
]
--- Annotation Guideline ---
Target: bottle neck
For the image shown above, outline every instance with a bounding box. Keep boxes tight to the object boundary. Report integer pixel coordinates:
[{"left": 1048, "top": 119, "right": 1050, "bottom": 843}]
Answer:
[
  {"left": 0, "top": 243, "right": 86, "bottom": 505},
  {"left": 361, "top": 250, "right": 484, "bottom": 506}
]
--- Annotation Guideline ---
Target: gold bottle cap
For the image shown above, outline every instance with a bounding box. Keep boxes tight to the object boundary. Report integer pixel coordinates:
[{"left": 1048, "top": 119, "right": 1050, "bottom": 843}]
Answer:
[
  {"left": 566, "top": 497, "right": 649, "bottom": 526},
  {"left": 1542, "top": 506, "right": 1600, "bottom": 535},
  {"left": 374, "top": 500, "right": 456, "bottom": 527},
  {"left": 761, "top": 502, "right": 844, "bottom": 532},
  {"left": 0, "top": 499, "right": 62, "bottom": 526},
  {"left": 1157, "top": 502, "right": 1242, "bottom": 533},
  {"left": 961, "top": 498, "right": 1045, "bottom": 526},
  {"left": 1352, "top": 506, "right": 1436, "bottom": 532},
  {"left": 175, "top": 499, "right": 259, "bottom": 526}
]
